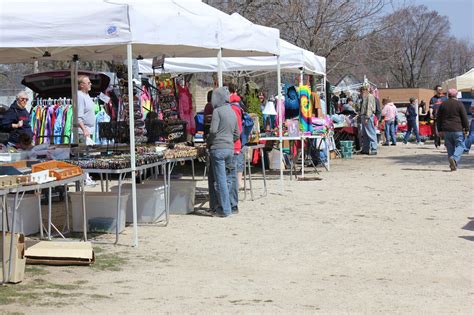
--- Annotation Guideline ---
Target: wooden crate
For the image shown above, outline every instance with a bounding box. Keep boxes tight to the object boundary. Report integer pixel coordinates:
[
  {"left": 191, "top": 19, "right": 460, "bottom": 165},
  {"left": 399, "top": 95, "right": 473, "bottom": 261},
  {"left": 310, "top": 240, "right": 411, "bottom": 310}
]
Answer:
[{"left": 32, "top": 161, "right": 82, "bottom": 180}]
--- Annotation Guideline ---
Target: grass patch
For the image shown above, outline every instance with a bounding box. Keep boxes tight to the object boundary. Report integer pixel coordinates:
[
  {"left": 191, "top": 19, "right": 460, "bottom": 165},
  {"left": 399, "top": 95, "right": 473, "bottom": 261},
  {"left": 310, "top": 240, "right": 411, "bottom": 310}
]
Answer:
[
  {"left": 25, "top": 266, "right": 49, "bottom": 276},
  {"left": 88, "top": 293, "right": 110, "bottom": 300},
  {"left": 93, "top": 246, "right": 105, "bottom": 254},
  {"left": 0, "top": 278, "right": 87, "bottom": 306},
  {"left": 0, "top": 285, "right": 40, "bottom": 306},
  {"left": 92, "top": 252, "right": 128, "bottom": 272}
]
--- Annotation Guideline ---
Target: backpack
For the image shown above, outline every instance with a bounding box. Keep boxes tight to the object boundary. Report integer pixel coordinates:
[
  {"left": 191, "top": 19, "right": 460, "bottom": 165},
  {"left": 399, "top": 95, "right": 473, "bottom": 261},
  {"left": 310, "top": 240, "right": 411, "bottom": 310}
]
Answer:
[{"left": 241, "top": 111, "right": 254, "bottom": 146}]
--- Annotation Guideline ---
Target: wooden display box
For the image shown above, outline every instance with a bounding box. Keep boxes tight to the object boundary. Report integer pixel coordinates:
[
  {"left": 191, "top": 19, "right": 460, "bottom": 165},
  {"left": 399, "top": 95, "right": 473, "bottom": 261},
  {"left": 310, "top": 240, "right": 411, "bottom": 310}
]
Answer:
[{"left": 32, "top": 160, "right": 82, "bottom": 180}]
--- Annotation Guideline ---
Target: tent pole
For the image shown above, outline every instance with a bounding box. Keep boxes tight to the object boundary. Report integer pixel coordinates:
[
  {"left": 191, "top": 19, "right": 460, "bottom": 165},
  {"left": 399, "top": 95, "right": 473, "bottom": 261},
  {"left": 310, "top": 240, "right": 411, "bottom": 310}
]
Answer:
[
  {"left": 71, "top": 58, "right": 79, "bottom": 144},
  {"left": 127, "top": 43, "right": 139, "bottom": 248},
  {"left": 217, "top": 48, "right": 223, "bottom": 87},
  {"left": 33, "top": 60, "right": 39, "bottom": 74},
  {"left": 277, "top": 55, "right": 283, "bottom": 192}
]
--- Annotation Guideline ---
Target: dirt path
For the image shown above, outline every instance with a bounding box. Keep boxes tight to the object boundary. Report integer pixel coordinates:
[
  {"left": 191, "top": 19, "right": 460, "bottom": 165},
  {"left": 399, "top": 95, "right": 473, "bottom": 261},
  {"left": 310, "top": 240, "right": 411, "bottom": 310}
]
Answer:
[{"left": 2, "top": 143, "right": 473, "bottom": 314}]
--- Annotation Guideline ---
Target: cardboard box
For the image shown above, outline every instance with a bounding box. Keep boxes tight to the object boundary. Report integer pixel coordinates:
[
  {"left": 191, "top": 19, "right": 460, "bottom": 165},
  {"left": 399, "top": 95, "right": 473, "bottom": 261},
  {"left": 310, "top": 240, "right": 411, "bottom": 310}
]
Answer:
[
  {"left": 0, "top": 232, "right": 26, "bottom": 283},
  {"left": 25, "top": 241, "right": 94, "bottom": 266}
]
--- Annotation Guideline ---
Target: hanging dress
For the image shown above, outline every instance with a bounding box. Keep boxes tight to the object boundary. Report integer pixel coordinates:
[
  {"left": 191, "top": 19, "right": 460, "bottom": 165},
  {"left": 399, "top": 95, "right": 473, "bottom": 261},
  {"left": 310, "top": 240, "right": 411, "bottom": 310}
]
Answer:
[{"left": 177, "top": 82, "right": 196, "bottom": 135}]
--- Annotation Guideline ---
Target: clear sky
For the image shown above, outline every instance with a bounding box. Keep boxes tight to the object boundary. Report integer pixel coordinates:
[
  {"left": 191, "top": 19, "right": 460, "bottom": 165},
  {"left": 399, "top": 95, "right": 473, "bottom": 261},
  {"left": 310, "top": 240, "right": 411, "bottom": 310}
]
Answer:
[{"left": 408, "top": 0, "right": 474, "bottom": 43}]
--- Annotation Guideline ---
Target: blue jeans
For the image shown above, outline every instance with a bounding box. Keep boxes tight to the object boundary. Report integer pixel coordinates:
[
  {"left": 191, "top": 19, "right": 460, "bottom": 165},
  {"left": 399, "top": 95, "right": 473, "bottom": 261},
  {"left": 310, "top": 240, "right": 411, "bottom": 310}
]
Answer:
[
  {"left": 361, "top": 115, "right": 378, "bottom": 153},
  {"left": 229, "top": 154, "right": 239, "bottom": 211},
  {"left": 464, "top": 120, "right": 474, "bottom": 151},
  {"left": 209, "top": 148, "right": 234, "bottom": 216},
  {"left": 404, "top": 120, "right": 420, "bottom": 143},
  {"left": 444, "top": 132, "right": 465, "bottom": 164},
  {"left": 384, "top": 120, "right": 396, "bottom": 144}
]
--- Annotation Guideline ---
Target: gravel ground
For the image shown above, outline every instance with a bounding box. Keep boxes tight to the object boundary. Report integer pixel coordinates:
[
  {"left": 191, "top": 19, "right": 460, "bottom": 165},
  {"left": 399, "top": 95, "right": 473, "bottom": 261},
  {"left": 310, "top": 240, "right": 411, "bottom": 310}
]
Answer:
[{"left": 1, "top": 142, "right": 473, "bottom": 314}]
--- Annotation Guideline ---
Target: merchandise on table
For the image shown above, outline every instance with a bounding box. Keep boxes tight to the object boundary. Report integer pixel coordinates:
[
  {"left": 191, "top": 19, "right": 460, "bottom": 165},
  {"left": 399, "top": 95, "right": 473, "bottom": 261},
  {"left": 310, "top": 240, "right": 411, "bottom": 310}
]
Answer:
[
  {"left": 163, "top": 144, "right": 199, "bottom": 160},
  {"left": 65, "top": 152, "right": 164, "bottom": 169}
]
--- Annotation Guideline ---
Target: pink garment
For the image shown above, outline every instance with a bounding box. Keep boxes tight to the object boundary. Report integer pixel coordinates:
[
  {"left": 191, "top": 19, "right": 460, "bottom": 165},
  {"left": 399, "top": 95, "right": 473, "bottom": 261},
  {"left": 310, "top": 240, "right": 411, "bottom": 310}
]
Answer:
[
  {"left": 177, "top": 83, "right": 196, "bottom": 135},
  {"left": 382, "top": 102, "right": 397, "bottom": 121},
  {"left": 275, "top": 95, "right": 285, "bottom": 128}
]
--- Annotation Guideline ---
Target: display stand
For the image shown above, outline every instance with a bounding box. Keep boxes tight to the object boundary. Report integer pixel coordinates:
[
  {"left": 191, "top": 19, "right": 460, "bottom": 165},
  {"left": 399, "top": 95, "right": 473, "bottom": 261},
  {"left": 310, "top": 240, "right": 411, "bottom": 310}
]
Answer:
[
  {"left": 242, "top": 144, "right": 267, "bottom": 201},
  {"left": 261, "top": 134, "right": 330, "bottom": 177},
  {"left": 83, "top": 160, "right": 168, "bottom": 245}
]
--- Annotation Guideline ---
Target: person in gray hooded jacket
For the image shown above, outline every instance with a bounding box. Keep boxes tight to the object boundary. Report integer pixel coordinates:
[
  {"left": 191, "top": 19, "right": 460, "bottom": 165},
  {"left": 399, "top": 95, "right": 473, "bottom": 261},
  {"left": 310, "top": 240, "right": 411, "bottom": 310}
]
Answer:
[{"left": 207, "top": 87, "right": 240, "bottom": 217}]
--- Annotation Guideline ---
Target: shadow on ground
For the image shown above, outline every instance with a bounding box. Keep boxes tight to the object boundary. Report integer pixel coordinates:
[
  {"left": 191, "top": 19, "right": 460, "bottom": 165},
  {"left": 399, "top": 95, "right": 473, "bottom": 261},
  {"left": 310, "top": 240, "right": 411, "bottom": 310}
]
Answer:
[
  {"left": 461, "top": 218, "right": 474, "bottom": 231},
  {"left": 385, "top": 151, "right": 474, "bottom": 170}
]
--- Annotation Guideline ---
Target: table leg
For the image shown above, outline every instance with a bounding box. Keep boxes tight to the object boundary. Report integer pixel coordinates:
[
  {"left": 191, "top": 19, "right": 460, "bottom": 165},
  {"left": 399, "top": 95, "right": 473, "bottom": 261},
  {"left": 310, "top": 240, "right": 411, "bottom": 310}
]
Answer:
[
  {"left": 47, "top": 187, "right": 52, "bottom": 240},
  {"left": 80, "top": 179, "right": 87, "bottom": 241},
  {"left": 2, "top": 196, "right": 6, "bottom": 284},
  {"left": 248, "top": 150, "right": 254, "bottom": 201},
  {"left": 100, "top": 173, "right": 104, "bottom": 192},
  {"left": 191, "top": 159, "right": 195, "bottom": 180},
  {"left": 36, "top": 189, "right": 44, "bottom": 239},
  {"left": 64, "top": 184, "right": 70, "bottom": 233},
  {"left": 163, "top": 163, "right": 169, "bottom": 226},
  {"left": 260, "top": 148, "right": 267, "bottom": 197},
  {"left": 242, "top": 148, "right": 247, "bottom": 201},
  {"left": 114, "top": 173, "right": 124, "bottom": 244},
  {"left": 326, "top": 136, "right": 330, "bottom": 171},
  {"left": 105, "top": 174, "right": 109, "bottom": 192},
  {"left": 8, "top": 193, "right": 18, "bottom": 282},
  {"left": 167, "top": 163, "right": 172, "bottom": 225},
  {"left": 301, "top": 138, "right": 305, "bottom": 178}
]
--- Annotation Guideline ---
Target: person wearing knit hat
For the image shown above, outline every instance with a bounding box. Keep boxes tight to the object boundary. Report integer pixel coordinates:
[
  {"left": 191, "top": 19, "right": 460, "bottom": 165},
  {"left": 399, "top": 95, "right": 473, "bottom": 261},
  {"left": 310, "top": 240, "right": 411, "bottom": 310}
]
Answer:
[{"left": 436, "top": 88, "right": 469, "bottom": 171}]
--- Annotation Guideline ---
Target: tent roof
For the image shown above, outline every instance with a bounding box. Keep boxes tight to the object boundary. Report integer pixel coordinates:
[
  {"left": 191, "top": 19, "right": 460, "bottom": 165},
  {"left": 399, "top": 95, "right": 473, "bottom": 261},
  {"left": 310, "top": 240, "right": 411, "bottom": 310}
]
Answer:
[
  {"left": 123, "top": 0, "right": 279, "bottom": 58},
  {"left": 0, "top": 0, "right": 132, "bottom": 63},
  {"left": 443, "top": 68, "right": 474, "bottom": 92},
  {"left": 0, "top": 0, "right": 280, "bottom": 64},
  {"left": 138, "top": 38, "right": 326, "bottom": 75}
]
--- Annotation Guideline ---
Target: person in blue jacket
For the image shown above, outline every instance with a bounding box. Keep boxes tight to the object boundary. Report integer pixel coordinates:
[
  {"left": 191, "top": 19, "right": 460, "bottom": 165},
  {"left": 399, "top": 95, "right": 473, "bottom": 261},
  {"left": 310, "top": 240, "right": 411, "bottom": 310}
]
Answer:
[
  {"left": 0, "top": 91, "right": 33, "bottom": 147},
  {"left": 403, "top": 97, "right": 423, "bottom": 145}
]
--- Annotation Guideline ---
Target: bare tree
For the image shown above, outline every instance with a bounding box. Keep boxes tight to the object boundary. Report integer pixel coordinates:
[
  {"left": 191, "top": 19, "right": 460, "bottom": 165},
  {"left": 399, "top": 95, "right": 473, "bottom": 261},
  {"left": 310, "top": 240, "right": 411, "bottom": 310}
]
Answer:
[
  {"left": 436, "top": 38, "right": 474, "bottom": 81},
  {"left": 204, "top": 0, "right": 393, "bottom": 82},
  {"left": 359, "top": 5, "right": 451, "bottom": 88}
]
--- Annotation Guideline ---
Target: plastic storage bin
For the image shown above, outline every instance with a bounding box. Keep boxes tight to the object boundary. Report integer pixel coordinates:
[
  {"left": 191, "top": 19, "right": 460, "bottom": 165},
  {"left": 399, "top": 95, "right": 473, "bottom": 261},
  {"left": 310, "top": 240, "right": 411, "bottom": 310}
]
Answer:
[
  {"left": 340, "top": 140, "right": 353, "bottom": 159},
  {"left": 0, "top": 195, "right": 40, "bottom": 236},
  {"left": 69, "top": 192, "right": 129, "bottom": 233},
  {"left": 146, "top": 179, "right": 196, "bottom": 214},
  {"left": 110, "top": 183, "right": 166, "bottom": 223}
]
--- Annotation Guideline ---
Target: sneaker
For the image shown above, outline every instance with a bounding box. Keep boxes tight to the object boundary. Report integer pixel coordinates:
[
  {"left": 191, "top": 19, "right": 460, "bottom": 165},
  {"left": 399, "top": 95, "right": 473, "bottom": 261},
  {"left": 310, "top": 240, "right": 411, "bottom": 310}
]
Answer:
[
  {"left": 206, "top": 208, "right": 216, "bottom": 214},
  {"left": 212, "top": 212, "right": 230, "bottom": 218},
  {"left": 416, "top": 142, "right": 424, "bottom": 145},
  {"left": 232, "top": 206, "right": 239, "bottom": 214},
  {"left": 382, "top": 143, "right": 389, "bottom": 146},
  {"left": 448, "top": 157, "right": 457, "bottom": 171},
  {"left": 85, "top": 177, "right": 97, "bottom": 187},
  {"left": 369, "top": 151, "right": 378, "bottom": 156},
  {"left": 391, "top": 143, "right": 397, "bottom": 146}
]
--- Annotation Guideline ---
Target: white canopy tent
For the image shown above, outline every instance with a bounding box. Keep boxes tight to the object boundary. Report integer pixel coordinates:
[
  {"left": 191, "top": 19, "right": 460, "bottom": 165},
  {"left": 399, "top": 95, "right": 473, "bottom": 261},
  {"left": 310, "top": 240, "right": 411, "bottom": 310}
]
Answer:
[
  {"left": 442, "top": 68, "right": 474, "bottom": 92},
  {"left": 138, "top": 39, "right": 326, "bottom": 76},
  {"left": 0, "top": 0, "right": 281, "bottom": 246},
  {"left": 139, "top": 34, "right": 327, "bottom": 187}
]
